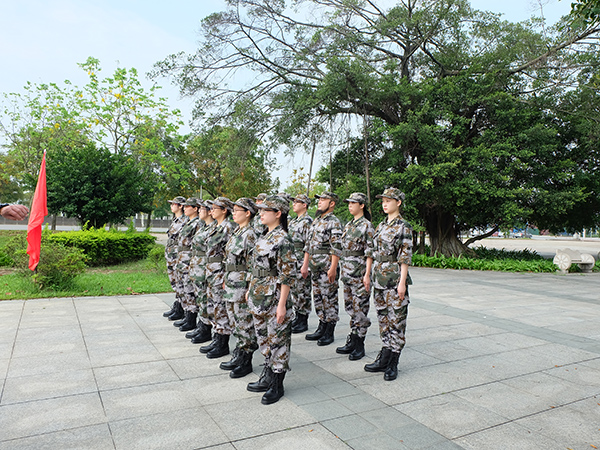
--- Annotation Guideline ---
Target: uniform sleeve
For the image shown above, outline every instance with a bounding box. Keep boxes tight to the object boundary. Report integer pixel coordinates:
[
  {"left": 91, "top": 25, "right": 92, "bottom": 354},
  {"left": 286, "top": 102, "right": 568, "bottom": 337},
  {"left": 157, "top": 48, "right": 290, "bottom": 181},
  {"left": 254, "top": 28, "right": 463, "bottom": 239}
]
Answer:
[
  {"left": 364, "top": 221, "right": 375, "bottom": 257},
  {"left": 277, "top": 235, "right": 297, "bottom": 286},
  {"left": 244, "top": 229, "right": 257, "bottom": 282},
  {"left": 396, "top": 221, "right": 413, "bottom": 266},
  {"left": 329, "top": 218, "right": 343, "bottom": 258}
]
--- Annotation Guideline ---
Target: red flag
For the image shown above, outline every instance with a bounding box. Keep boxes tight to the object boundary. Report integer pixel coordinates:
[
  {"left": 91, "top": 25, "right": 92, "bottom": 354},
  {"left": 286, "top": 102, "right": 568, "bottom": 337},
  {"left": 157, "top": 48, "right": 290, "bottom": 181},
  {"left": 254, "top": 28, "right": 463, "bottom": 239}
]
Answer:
[{"left": 27, "top": 152, "right": 48, "bottom": 271}]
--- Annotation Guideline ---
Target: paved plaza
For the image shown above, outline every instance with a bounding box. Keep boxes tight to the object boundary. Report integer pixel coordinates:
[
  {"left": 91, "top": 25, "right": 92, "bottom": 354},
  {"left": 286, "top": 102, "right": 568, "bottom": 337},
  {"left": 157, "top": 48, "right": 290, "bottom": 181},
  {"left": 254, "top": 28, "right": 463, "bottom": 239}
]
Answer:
[{"left": 0, "top": 267, "right": 599, "bottom": 449}]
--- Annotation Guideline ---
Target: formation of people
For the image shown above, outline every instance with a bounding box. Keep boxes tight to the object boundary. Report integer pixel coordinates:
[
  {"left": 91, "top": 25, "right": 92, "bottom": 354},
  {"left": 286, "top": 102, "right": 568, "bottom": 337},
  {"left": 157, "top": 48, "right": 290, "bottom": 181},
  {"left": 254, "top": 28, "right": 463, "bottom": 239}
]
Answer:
[{"left": 162, "top": 187, "right": 413, "bottom": 405}]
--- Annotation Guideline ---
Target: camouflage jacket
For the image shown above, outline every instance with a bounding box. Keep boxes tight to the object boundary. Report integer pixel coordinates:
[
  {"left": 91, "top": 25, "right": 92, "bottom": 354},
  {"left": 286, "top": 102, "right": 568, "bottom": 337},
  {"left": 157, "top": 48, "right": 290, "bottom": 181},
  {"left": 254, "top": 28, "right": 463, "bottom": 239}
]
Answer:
[
  {"left": 366, "top": 216, "right": 413, "bottom": 289},
  {"left": 303, "top": 211, "right": 343, "bottom": 272},
  {"left": 288, "top": 212, "right": 313, "bottom": 264},
  {"left": 224, "top": 224, "right": 257, "bottom": 289},
  {"left": 165, "top": 215, "right": 187, "bottom": 263},
  {"left": 340, "top": 216, "right": 375, "bottom": 283},
  {"left": 176, "top": 216, "right": 201, "bottom": 269},
  {"left": 189, "top": 220, "right": 215, "bottom": 284},
  {"left": 251, "top": 213, "right": 265, "bottom": 236},
  {"left": 204, "top": 219, "right": 238, "bottom": 285},
  {"left": 248, "top": 225, "right": 297, "bottom": 308}
]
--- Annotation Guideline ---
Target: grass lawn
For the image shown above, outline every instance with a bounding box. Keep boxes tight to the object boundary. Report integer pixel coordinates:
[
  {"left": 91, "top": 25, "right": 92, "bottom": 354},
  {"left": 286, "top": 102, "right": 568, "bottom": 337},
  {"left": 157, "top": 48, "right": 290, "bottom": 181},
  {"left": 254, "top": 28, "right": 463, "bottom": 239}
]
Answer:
[{"left": 0, "top": 259, "right": 172, "bottom": 301}]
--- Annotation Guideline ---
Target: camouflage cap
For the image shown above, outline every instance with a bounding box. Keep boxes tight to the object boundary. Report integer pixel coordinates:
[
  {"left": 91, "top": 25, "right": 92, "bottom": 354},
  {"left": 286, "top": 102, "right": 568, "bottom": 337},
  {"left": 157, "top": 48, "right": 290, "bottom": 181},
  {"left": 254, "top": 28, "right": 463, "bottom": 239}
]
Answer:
[
  {"left": 168, "top": 196, "right": 186, "bottom": 204},
  {"left": 344, "top": 192, "right": 367, "bottom": 204},
  {"left": 183, "top": 197, "right": 202, "bottom": 208},
  {"left": 255, "top": 193, "right": 268, "bottom": 202},
  {"left": 277, "top": 192, "right": 293, "bottom": 204},
  {"left": 292, "top": 193, "right": 311, "bottom": 206},
  {"left": 213, "top": 197, "right": 234, "bottom": 211},
  {"left": 233, "top": 197, "right": 257, "bottom": 215},
  {"left": 315, "top": 191, "right": 339, "bottom": 203},
  {"left": 376, "top": 187, "right": 405, "bottom": 202},
  {"left": 256, "top": 195, "right": 290, "bottom": 215},
  {"left": 204, "top": 199, "right": 214, "bottom": 208}
]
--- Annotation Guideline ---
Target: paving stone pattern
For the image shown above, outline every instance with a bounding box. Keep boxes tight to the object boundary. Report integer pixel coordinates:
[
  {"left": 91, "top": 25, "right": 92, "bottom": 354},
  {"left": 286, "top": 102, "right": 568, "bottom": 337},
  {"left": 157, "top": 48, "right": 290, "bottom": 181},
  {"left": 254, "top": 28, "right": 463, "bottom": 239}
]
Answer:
[{"left": 0, "top": 268, "right": 599, "bottom": 449}]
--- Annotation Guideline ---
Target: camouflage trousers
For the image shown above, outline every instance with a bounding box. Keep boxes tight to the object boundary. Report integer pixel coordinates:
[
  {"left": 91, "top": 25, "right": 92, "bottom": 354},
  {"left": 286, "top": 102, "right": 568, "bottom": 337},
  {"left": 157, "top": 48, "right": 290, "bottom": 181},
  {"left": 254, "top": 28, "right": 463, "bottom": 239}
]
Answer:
[
  {"left": 373, "top": 287, "right": 409, "bottom": 353},
  {"left": 175, "top": 267, "right": 198, "bottom": 313},
  {"left": 310, "top": 270, "right": 339, "bottom": 323},
  {"left": 342, "top": 279, "right": 371, "bottom": 338},
  {"left": 193, "top": 280, "right": 213, "bottom": 326},
  {"left": 291, "top": 273, "right": 312, "bottom": 316},
  {"left": 225, "top": 293, "right": 258, "bottom": 353},
  {"left": 249, "top": 294, "right": 292, "bottom": 373},
  {"left": 166, "top": 260, "right": 177, "bottom": 291},
  {"left": 208, "top": 282, "right": 233, "bottom": 335}
]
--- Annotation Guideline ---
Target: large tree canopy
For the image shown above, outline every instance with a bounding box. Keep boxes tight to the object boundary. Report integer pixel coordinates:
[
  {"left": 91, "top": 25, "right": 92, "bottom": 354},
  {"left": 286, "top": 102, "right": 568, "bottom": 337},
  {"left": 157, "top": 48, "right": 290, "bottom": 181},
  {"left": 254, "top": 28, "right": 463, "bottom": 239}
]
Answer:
[{"left": 155, "top": 0, "right": 600, "bottom": 255}]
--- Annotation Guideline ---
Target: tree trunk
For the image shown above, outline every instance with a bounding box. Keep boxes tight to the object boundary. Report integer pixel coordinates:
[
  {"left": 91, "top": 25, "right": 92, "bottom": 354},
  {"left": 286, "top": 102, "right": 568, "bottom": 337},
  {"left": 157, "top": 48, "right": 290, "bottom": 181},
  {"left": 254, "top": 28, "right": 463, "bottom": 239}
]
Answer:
[
  {"left": 51, "top": 215, "right": 57, "bottom": 231},
  {"left": 425, "top": 209, "right": 473, "bottom": 257},
  {"left": 145, "top": 211, "right": 152, "bottom": 231}
]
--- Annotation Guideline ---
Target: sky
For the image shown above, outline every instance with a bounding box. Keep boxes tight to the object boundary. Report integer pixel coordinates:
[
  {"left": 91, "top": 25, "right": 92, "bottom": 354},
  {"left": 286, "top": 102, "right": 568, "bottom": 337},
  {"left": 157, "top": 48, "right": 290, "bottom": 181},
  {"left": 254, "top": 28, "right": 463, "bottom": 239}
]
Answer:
[{"left": 0, "top": 0, "right": 573, "bottom": 188}]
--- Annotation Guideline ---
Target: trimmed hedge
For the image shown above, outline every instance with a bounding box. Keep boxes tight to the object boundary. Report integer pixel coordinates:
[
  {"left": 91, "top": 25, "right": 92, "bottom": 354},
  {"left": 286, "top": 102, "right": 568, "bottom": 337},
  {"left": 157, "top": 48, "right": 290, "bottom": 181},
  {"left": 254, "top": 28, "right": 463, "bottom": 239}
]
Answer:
[{"left": 47, "top": 230, "right": 156, "bottom": 266}]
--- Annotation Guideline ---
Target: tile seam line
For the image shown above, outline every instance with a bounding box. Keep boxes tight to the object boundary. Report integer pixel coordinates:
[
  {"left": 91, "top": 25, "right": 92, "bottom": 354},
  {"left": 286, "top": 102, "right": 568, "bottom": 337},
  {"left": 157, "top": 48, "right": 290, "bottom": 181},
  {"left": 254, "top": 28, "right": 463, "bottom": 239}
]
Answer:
[{"left": 0, "top": 300, "right": 25, "bottom": 404}]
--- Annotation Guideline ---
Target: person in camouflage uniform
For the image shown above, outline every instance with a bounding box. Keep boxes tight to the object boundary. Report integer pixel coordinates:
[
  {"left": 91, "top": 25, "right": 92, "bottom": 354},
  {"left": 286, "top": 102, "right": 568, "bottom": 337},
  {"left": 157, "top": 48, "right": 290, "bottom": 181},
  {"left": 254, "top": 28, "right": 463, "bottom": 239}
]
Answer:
[
  {"left": 364, "top": 188, "right": 413, "bottom": 381},
  {"left": 336, "top": 193, "right": 375, "bottom": 361},
  {"left": 288, "top": 194, "right": 313, "bottom": 333},
  {"left": 199, "top": 197, "right": 238, "bottom": 359},
  {"left": 187, "top": 201, "right": 217, "bottom": 344},
  {"left": 246, "top": 195, "right": 297, "bottom": 405},
  {"left": 251, "top": 193, "right": 267, "bottom": 235},
  {"left": 301, "top": 191, "right": 343, "bottom": 346},
  {"left": 173, "top": 198, "right": 202, "bottom": 332},
  {"left": 163, "top": 196, "right": 187, "bottom": 320},
  {"left": 218, "top": 197, "right": 259, "bottom": 378}
]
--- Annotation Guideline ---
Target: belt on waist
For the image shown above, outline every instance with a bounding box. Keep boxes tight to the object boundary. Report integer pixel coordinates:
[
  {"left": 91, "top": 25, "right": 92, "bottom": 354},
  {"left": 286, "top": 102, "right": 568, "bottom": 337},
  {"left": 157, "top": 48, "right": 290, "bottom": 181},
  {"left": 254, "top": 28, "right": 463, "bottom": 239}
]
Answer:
[
  {"left": 207, "top": 256, "right": 224, "bottom": 263},
  {"left": 310, "top": 249, "right": 330, "bottom": 255},
  {"left": 375, "top": 255, "right": 396, "bottom": 263},
  {"left": 225, "top": 263, "right": 247, "bottom": 272},
  {"left": 252, "top": 268, "right": 277, "bottom": 277},
  {"left": 179, "top": 246, "right": 191, "bottom": 252},
  {"left": 342, "top": 250, "right": 365, "bottom": 257},
  {"left": 293, "top": 242, "right": 304, "bottom": 248}
]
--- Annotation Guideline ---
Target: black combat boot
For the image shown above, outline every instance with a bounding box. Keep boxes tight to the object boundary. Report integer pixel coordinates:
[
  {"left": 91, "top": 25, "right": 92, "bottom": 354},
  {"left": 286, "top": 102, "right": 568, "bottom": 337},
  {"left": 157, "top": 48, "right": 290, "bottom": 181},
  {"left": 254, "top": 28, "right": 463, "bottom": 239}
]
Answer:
[
  {"left": 291, "top": 313, "right": 309, "bottom": 334},
  {"left": 364, "top": 347, "right": 392, "bottom": 372},
  {"left": 179, "top": 311, "right": 197, "bottom": 332},
  {"left": 247, "top": 365, "right": 273, "bottom": 392},
  {"left": 261, "top": 371, "right": 286, "bottom": 405},
  {"left": 207, "top": 334, "right": 230, "bottom": 359},
  {"left": 163, "top": 301, "right": 177, "bottom": 317},
  {"left": 173, "top": 310, "right": 188, "bottom": 328},
  {"left": 305, "top": 320, "right": 326, "bottom": 341},
  {"left": 185, "top": 322, "right": 203, "bottom": 339},
  {"left": 349, "top": 335, "right": 366, "bottom": 361},
  {"left": 384, "top": 351, "right": 401, "bottom": 381},
  {"left": 191, "top": 323, "right": 213, "bottom": 344},
  {"left": 219, "top": 348, "right": 241, "bottom": 370},
  {"left": 317, "top": 322, "right": 336, "bottom": 346},
  {"left": 336, "top": 333, "right": 356, "bottom": 354},
  {"left": 199, "top": 335, "right": 217, "bottom": 353},
  {"left": 167, "top": 301, "right": 184, "bottom": 321},
  {"left": 230, "top": 350, "right": 254, "bottom": 379}
]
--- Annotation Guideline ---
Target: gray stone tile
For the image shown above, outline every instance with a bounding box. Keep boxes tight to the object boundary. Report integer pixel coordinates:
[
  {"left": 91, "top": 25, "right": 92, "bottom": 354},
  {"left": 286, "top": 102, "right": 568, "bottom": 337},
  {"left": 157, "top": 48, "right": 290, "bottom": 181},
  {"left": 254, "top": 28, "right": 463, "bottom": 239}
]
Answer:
[
  {"left": 285, "top": 385, "right": 331, "bottom": 405},
  {"left": 7, "top": 351, "right": 92, "bottom": 378},
  {"left": 233, "top": 424, "right": 350, "bottom": 450},
  {"left": 394, "top": 392, "right": 508, "bottom": 438},
  {"left": 100, "top": 381, "right": 199, "bottom": 422},
  {"left": 1, "top": 368, "right": 97, "bottom": 404},
  {"left": 181, "top": 373, "right": 257, "bottom": 406},
  {"left": 312, "top": 355, "right": 377, "bottom": 381},
  {"left": 544, "top": 362, "right": 600, "bottom": 388},
  {"left": 166, "top": 354, "right": 229, "bottom": 379},
  {"left": 455, "top": 421, "right": 563, "bottom": 449},
  {"left": 94, "top": 360, "right": 179, "bottom": 391},
  {"left": 11, "top": 335, "right": 87, "bottom": 359},
  {"left": 300, "top": 399, "right": 354, "bottom": 421},
  {"left": 335, "top": 393, "right": 387, "bottom": 414},
  {"left": 315, "top": 380, "right": 361, "bottom": 399},
  {"left": 110, "top": 407, "right": 228, "bottom": 450},
  {"left": 387, "top": 422, "right": 450, "bottom": 449},
  {"left": 0, "top": 423, "right": 114, "bottom": 450},
  {"left": 86, "top": 340, "right": 164, "bottom": 367},
  {"left": 203, "top": 396, "right": 315, "bottom": 441},
  {"left": 345, "top": 432, "right": 410, "bottom": 450},
  {"left": 360, "top": 406, "right": 416, "bottom": 429},
  {"left": 322, "top": 414, "right": 379, "bottom": 441},
  {"left": 0, "top": 392, "right": 106, "bottom": 441}
]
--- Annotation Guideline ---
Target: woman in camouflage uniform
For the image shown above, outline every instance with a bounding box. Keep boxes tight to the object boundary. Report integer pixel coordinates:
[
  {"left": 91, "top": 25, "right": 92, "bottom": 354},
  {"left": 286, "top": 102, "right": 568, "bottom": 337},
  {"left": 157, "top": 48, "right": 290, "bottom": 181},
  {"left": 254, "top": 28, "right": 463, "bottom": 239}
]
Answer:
[
  {"left": 219, "top": 198, "right": 259, "bottom": 378},
  {"left": 173, "top": 198, "right": 203, "bottom": 332},
  {"left": 336, "top": 193, "right": 375, "bottom": 361},
  {"left": 199, "top": 197, "right": 238, "bottom": 359},
  {"left": 184, "top": 200, "right": 212, "bottom": 342},
  {"left": 163, "top": 196, "right": 187, "bottom": 320},
  {"left": 246, "top": 195, "right": 297, "bottom": 405},
  {"left": 364, "top": 188, "right": 413, "bottom": 381}
]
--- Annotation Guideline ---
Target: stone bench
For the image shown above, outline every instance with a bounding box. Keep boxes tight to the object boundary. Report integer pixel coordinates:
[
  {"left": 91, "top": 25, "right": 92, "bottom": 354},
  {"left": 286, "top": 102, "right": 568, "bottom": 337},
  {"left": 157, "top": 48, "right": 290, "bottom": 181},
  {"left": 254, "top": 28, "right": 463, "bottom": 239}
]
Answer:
[{"left": 553, "top": 248, "right": 596, "bottom": 274}]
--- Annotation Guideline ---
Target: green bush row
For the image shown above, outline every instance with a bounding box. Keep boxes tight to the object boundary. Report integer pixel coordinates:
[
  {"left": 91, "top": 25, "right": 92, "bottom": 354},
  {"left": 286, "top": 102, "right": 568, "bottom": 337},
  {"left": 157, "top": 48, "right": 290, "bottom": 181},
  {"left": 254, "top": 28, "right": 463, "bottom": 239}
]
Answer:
[
  {"left": 412, "top": 252, "right": 558, "bottom": 272},
  {"left": 46, "top": 230, "right": 156, "bottom": 266}
]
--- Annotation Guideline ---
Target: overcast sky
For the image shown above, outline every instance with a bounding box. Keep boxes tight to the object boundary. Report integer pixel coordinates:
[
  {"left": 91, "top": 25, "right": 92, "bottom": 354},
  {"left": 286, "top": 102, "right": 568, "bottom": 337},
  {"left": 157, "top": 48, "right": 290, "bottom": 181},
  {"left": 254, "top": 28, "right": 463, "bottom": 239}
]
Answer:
[{"left": 0, "top": 0, "right": 572, "bottom": 188}]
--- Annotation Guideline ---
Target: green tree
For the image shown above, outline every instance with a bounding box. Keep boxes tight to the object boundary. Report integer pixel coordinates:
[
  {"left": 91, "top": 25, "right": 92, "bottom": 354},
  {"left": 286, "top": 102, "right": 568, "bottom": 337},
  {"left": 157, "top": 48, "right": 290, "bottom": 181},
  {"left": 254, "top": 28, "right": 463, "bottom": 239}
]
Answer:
[{"left": 47, "top": 142, "right": 155, "bottom": 227}]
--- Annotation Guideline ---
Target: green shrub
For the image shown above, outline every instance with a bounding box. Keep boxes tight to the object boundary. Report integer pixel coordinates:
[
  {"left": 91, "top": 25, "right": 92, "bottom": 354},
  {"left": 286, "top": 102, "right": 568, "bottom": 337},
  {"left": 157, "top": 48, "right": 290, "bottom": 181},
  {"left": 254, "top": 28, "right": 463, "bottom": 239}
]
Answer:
[
  {"left": 146, "top": 244, "right": 167, "bottom": 272},
  {"left": 0, "top": 248, "right": 13, "bottom": 267},
  {"left": 10, "top": 240, "right": 87, "bottom": 290},
  {"left": 46, "top": 229, "right": 156, "bottom": 266},
  {"left": 412, "top": 252, "right": 558, "bottom": 273}
]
